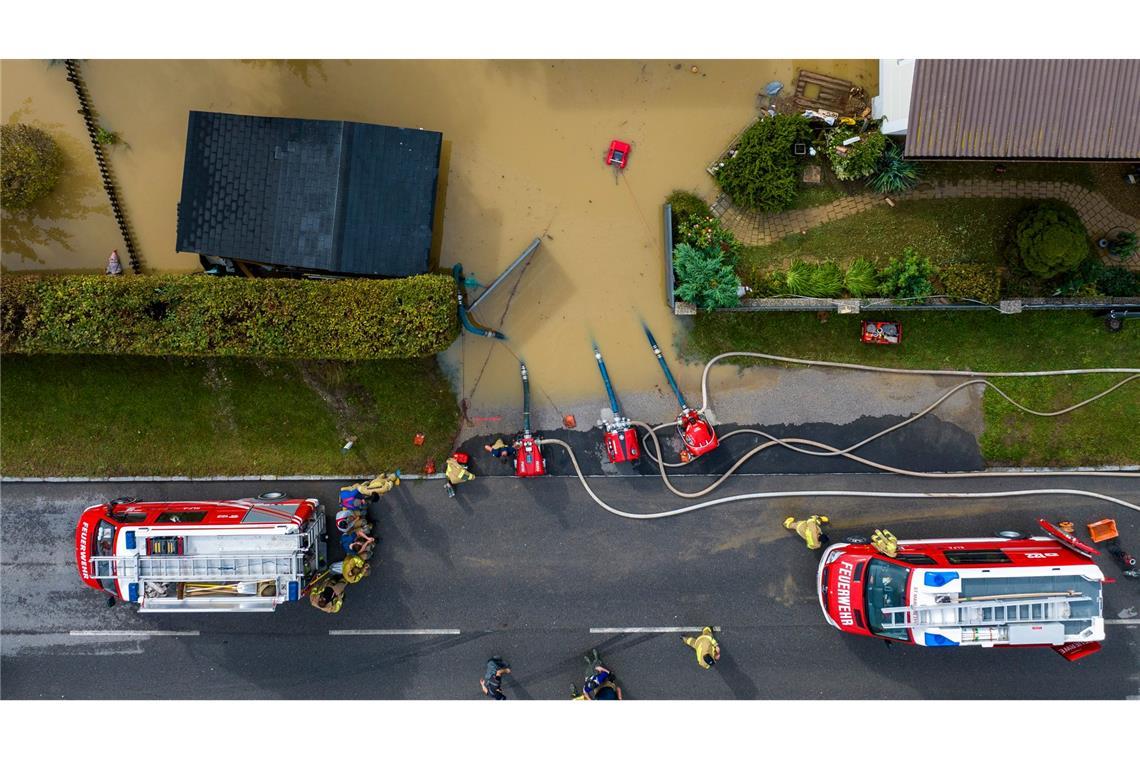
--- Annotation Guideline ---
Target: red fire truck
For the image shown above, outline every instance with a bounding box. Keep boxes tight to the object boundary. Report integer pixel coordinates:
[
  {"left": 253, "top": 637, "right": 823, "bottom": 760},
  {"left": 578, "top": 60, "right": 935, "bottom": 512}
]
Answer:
[
  {"left": 75, "top": 495, "right": 327, "bottom": 612},
  {"left": 817, "top": 524, "right": 1106, "bottom": 658}
]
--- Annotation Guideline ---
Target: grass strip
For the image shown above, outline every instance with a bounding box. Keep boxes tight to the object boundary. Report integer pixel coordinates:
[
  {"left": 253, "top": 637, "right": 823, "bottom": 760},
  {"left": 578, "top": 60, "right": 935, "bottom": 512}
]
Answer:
[
  {"left": 0, "top": 355, "right": 460, "bottom": 477},
  {"left": 681, "top": 311, "right": 1140, "bottom": 466}
]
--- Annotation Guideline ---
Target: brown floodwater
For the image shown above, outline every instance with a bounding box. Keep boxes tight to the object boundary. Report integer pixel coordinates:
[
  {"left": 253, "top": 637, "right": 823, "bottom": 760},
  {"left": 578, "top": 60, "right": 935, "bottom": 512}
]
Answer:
[{"left": 1, "top": 59, "right": 876, "bottom": 415}]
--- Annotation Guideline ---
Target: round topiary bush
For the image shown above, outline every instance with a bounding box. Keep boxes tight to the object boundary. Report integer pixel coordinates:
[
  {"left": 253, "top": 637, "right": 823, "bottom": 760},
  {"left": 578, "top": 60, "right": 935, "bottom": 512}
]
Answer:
[
  {"left": 1013, "top": 202, "right": 1089, "bottom": 279},
  {"left": 1, "top": 123, "right": 65, "bottom": 210}
]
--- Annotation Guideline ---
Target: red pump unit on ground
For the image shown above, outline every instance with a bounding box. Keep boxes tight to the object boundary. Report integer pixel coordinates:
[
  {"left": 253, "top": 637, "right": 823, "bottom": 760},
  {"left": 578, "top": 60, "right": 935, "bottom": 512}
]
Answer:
[
  {"left": 515, "top": 434, "right": 546, "bottom": 477},
  {"left": 644, "top": 326, "right": 719, "bottom": 459},
  {"left": 514, "top": 362, "right": 546, "bottom": 477},
  {"left": 605, "top": 427, "right": 641, "bottom": 464},
  {"left": 593, "top": 344, "right": 641, "bottom": 465},
  {"left": 677, "top": 409, "right": 718, "bottom": 457}
]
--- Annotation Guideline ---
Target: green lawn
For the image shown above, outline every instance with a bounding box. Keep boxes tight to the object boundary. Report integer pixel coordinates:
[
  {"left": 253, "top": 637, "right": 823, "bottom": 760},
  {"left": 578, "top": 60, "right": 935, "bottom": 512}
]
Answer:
[
  {"left": 681, "top": 311, "right": 1140, "bottom": 466},
  {"left": 0, "top": 355, "right": 460, "bottom": 476},
  {"left": 741, "top": 198, "right": 1031, "bottom": 277}
]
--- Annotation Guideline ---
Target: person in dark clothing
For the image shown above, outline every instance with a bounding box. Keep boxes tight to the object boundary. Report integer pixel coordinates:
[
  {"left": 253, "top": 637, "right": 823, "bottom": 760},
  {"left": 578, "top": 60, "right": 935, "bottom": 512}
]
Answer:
[{"left": 480, "top": 657, "right": 511, "bottom": 700}]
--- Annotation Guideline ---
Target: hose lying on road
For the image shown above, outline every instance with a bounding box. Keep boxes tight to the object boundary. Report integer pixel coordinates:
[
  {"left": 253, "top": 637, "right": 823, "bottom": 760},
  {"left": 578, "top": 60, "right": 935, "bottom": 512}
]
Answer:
[{"left": 540, "top": 437, "right": 1140, "bottom": 521}]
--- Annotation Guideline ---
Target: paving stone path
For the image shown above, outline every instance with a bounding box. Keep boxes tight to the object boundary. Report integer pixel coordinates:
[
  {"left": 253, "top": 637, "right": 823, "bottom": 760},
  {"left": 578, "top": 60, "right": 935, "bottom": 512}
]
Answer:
[{"left": 715, "top": 179, "right": 1140, "bottom": 269}]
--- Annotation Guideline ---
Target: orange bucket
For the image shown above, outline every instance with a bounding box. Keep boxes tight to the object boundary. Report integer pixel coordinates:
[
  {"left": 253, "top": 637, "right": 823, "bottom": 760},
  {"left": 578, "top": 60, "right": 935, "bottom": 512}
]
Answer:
[{"left": 1087, "top": 519, "right": 1118, "bottom": 543}]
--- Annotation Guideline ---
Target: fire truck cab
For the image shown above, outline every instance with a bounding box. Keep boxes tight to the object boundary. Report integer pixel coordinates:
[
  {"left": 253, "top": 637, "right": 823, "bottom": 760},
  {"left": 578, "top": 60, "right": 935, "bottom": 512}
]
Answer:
[
  {"left": 817, "top": 533, "right": 1105, "bottom": 652},
  {"left": 75, "top": 497, "right": 327, "bottom": 612}
]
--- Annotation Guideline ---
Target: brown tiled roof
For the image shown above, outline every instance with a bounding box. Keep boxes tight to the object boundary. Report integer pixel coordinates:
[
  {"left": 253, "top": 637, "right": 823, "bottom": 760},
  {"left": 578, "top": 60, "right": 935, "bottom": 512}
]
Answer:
[{"left": 904, "top": 59, "right": 1140, "bottom": 160}]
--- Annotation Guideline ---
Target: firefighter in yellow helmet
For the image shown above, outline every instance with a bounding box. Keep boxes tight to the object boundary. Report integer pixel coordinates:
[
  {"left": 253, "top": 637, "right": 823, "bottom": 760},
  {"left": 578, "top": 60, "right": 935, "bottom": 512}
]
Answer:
[
  {"left": 784, "top": 514, "right": 830, "bottom": 550},
  {"left": 681, "top": 627, "right": 721, "bottom": 669},
  {"left": 309, "top": 577, "right": 347, "bottom": 613},
  {"left": 337, "top": 554, "right": 371, "bottom": 584}
]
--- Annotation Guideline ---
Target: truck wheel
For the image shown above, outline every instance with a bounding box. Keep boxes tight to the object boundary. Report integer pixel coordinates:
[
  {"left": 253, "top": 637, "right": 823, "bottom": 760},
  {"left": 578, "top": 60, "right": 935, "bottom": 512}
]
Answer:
[
  {"left": 256, "top": 491, "right": 288, "bottom": 501},
  {"left": 995, "top": 530, "right": 1026, "bottom": 540},
  {"left": 844, "top": 535, "right": 870, "bottom": 544},
  {"left": 1106, "top": 317, "right": 1123, "bottom": 332}
]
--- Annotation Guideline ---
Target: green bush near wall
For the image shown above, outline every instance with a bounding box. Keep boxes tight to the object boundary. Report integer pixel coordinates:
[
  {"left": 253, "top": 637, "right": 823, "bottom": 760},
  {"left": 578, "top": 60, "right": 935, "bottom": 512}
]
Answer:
[{"left": 1, "top": 274, "right": 459, "bottom": 359}]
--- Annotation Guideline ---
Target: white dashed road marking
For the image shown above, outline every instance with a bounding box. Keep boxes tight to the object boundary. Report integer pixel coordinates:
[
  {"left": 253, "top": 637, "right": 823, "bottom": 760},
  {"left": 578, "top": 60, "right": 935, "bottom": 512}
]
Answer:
[
  {"left": 69, "top": 630, "right": 200, "bottom": 637},
  {"left": 329, "top": 629, "right": 461, "bottom": 636},
  {"left": 590, "top": 626, "right": 724, "bottom": 634}
]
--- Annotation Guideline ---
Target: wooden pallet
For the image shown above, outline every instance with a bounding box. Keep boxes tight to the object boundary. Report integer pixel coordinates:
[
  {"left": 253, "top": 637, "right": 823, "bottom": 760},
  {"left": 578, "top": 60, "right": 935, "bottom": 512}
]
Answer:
[{"left": 792, "top": 70, "right": 865, "bottom": 116}]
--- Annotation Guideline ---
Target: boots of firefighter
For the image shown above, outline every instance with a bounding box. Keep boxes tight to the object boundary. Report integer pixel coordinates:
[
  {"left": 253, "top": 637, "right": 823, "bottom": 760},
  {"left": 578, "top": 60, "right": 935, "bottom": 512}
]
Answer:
[
  {"left": 444, "top": 481, "right": 456, "bottom": 499},
  {"left": 871, "top": 529, "right": 898, "bottom": 558}
]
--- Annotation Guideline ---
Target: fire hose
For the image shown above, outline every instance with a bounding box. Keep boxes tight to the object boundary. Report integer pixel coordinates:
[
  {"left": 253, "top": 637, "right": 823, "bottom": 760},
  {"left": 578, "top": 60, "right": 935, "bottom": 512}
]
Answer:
[
  {"left": 538, "top": 353, "right": 1140, "bottom": 519},
  {"left": 541, "top": 435, "right": 1140, "bottom": 520}
]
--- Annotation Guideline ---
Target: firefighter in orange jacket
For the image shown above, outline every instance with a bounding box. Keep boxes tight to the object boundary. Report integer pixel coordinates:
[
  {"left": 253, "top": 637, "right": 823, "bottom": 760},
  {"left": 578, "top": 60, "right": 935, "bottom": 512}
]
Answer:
[{"left": 784, "top": 514, "right": 830, "bottom": 550}]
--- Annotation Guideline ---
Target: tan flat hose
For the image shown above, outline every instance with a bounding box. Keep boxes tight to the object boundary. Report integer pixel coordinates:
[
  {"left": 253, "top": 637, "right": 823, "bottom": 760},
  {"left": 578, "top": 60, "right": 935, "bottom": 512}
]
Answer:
[{"left": 536, "top": 351, "right": 1140, "bottom": 520}]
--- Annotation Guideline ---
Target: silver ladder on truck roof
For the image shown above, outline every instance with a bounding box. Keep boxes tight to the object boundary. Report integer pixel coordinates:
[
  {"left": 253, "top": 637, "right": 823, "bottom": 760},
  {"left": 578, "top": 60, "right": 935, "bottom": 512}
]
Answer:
[
  {"left": 880, "top": 594, "right": 1093, "bottom": 630},
  {"left": 90, "top": 553, "right": 306, "bottom": 581}
]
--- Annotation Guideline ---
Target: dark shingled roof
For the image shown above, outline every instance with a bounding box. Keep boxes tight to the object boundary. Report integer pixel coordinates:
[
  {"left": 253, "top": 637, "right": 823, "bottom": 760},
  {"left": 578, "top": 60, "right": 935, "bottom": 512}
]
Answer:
[
  {"left": 176, "top": 111, "right": 442, "bottom": 276},
  {"left": 905, "top": 59, "right": 1140, "bottom": 160}
]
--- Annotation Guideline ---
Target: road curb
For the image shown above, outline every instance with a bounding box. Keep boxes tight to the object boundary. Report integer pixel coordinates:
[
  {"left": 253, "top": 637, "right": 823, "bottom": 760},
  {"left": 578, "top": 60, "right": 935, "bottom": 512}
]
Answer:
[
  {"left": 0, "top": 474, "right": 449, "bottom": 483},
  {"left": 2, "top": 465, "right": 1137, "bottom": 483}
]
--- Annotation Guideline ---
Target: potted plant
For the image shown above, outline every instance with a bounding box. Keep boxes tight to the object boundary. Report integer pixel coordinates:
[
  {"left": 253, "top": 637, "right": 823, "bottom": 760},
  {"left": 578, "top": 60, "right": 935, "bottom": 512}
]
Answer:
[{"left": 1101, "top": 230, "right": 1138, "bottom": 260}]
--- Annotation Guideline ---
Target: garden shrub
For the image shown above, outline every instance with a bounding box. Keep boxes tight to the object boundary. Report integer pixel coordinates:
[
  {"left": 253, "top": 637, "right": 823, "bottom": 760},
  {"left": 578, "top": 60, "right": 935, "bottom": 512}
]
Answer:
[
  {"left": 810, "top": 261, "right": 844, "bottom": 298},
  {"left": 878, "top": 248, "right": 936, "bottom": 300},
  {"left": 712, "top": 114, "right": 811, "bottom": 212},
  {"left": 826, "top": 126, "right": 887, "bottom": 181},
  {"left": 843, "top": 258, "right": 878, "bottom": 298},
  {"left": 675, "top": 215, "right": 743, "bottom": 266},
  {"left": 867, "top": 141, "right": 920, "bottom": 194},
  {"left": 1, "top": 123, "right": 65, "bottom": 210},
  {"left": 0, "top": 274, "right": 459, "bottom": 359},
  {"left": 673, "top": 243, "right": 741, "bottom": 310},
  {"left": 939, "top": 263, "right": 1001, "bottom": 304},
  {"left": 783, "top": 261, "right": 812, "bottom": 296},
  {"left": 1055, "top": 258, "right": 1140, "bottom": 298},
  {"left": 1013, "top": 201, "right": 1089, "bottom": 279},
  {"left": 666, "top": 190, "right": 710, "bottom": 221},
  {"left": 1096, "top": 266, "right": 1140, "bottom": 296},
  {"left": 783, "top": 261, "right": 843, "bottom": 298}
]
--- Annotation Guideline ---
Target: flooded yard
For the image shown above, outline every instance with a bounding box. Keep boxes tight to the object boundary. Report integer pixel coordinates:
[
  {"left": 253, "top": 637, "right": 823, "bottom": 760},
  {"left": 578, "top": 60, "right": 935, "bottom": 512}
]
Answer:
[{"left": 1, "top": 59, "right": 876, "bottom": 418}]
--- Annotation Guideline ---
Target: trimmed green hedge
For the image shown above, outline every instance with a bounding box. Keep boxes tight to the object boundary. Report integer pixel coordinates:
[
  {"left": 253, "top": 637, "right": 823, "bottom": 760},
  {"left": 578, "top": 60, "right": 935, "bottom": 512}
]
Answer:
[{"left": 1, "top": 274, "right": 459, "bottom": 359}]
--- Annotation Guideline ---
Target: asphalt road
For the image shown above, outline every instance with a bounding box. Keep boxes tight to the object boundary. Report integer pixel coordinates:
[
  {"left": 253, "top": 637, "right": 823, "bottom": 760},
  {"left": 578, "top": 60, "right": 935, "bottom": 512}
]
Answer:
[{"left": 2, "top": 473, "right": 1138, "bottom": 699}]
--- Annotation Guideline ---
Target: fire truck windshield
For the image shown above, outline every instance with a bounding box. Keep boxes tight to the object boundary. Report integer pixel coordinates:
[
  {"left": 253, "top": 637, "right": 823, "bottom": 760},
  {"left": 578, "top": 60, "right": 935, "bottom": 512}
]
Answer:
[
  {"left": 864, "top": 559, "right": 911, "bottom": 642},
  {"left": 94, "top": 520, "right": 117, "bottom": 594}
]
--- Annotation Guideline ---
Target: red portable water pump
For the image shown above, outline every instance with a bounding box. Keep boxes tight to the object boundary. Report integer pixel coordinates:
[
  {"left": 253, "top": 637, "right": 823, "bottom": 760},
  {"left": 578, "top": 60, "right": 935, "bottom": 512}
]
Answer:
[
  {"left": 593, "top": 344, "right": 640, "bottom": 464},
  {"left": 644, "top": 326, "right": 718, "bottom": 458},
  {"left": 514, "top": 362, "right": 547, "bottom": 477}
]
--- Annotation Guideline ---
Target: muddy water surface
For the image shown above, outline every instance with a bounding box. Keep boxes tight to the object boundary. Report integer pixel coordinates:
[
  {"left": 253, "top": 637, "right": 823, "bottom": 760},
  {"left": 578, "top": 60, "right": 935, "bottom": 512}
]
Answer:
[{"left": 1, "top": 59, "right": 875, "bottom": 419}]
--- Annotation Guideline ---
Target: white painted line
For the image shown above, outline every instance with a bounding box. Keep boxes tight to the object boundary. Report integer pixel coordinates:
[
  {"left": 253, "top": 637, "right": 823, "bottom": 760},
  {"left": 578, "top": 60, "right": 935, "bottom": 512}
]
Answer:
[
  {"left": 69, "top": 630, "right": 200, "bottom": 637},
  {"left": 329, "top": 628, "right": 461, "bottom": 636},
  {"left": 1104, "top": 620, "right": 1139, "bottom": 626},
  {"left": 590, "top": 626, "right": 723, "bottom": 634}
]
